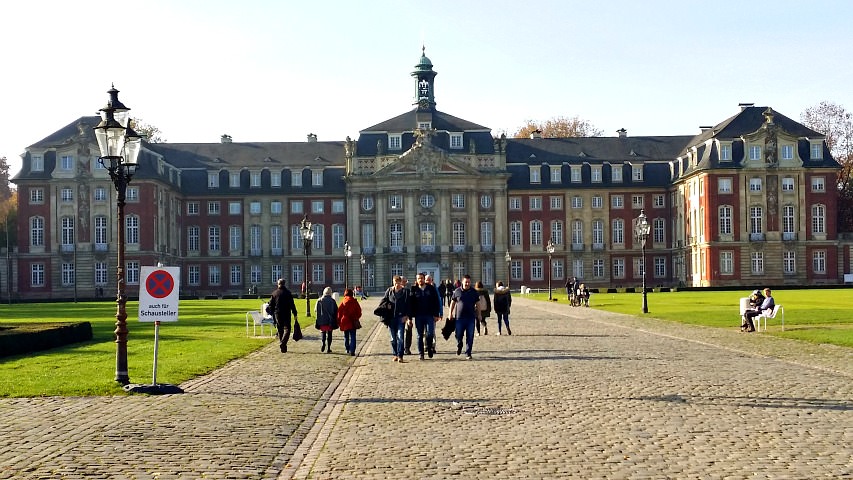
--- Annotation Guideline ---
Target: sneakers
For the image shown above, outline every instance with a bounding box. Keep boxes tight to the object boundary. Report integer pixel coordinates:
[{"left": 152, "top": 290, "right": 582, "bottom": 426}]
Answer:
[
  {"left": 419, "top": 353, "right": 425, "bottom": 361},
  {"left": 507, "top": 327, "right": 512, "bottom": 335},
  {"left": 456, "top": 345, "right": 462, "bottom": 355},
  {"left": 465, "top": 354, "right": 472, "bottom": 360},
  {"left": 393, "top": 356, "right": 399, "bottom": 362},
  {"left": 497, "top": 331, "right": 501, "bottom": 336},
  {"left": 427, "top": 347, "right": 434, "bottom": 359}
]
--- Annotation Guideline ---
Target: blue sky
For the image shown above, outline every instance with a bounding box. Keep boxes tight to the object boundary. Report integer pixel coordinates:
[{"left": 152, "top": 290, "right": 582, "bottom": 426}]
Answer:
[{"left": 3, "top": 0, "right": 852, "bottom": 177}]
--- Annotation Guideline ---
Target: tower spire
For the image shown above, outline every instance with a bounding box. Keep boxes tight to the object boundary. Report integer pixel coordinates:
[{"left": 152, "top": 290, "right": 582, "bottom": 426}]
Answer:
[{"left": 412, "top": 47, "right": 437, "bottom": 111}]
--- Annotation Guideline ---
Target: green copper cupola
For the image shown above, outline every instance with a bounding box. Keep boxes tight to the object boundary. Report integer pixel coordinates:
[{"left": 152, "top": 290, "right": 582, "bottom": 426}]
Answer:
[{"left": 412, "top": 46, "right": 437, "bottom": 111}]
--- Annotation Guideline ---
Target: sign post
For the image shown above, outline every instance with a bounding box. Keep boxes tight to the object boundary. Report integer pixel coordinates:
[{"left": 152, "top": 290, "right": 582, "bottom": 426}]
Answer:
[{"left": 124, "top": 266, "right": 184, "bottom": 394}]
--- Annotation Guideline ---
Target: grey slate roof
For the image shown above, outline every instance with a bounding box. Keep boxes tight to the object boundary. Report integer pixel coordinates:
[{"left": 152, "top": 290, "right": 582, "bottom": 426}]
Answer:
[{"left": 361, "top": 108, "right": 489, "bottom": 133}]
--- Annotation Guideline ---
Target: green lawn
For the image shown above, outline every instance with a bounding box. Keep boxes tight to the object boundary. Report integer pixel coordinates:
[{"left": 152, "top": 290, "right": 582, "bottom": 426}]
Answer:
[{"left": 530, "top": 288, "right": 853, "bottom": 347}]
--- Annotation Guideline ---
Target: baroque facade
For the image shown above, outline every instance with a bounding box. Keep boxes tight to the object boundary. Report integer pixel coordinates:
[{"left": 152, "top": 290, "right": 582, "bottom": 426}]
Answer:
[{"left": 8, "top": 51, "right": 847, "bottom": 300}]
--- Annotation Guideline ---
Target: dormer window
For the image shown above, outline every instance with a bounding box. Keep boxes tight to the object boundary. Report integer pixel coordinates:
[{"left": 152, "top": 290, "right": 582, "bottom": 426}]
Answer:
[
  {"left": 612, "top": 166, "right": 623, "bottom": 183},
  {"left": 208, "top": 173, "right": 219, "bottom": 188},
  {"left": 450, "top": 133, "right": 463, "bottom": 149},
  {"left": 291, "top": 170, "right": 303, "bottom": 187},
  {"left": 389, "top": 134, "right": 402, "bottom": 150},
  {"left": 632, "top": 165, "right": 643, "bottom": 181},
  {"left": 529, "top": 166, "right": 541, "bottom": 184},
  {"left": 811, "top": 143, "right": 823, "bottom": 160},
  {"left": 720, "top": 144, "right": 732, "bottom": 162},
  {"left": 781, "top": 145, "right": 794, "bottom": 160},
  {"left": 229, "top": 172, "right": 240, "bottom": 188},
  {"left": 418, "top": 122, "right": 431, "bottom": 130},
  {"left": 749, "top": 145, "right": 762, "bottom": 161},
  {"left": 312, "top": 169, "right": 323, "bottom": 186},
  {"left": 31, "top": 155, "right": 44, "bottom": 172}
]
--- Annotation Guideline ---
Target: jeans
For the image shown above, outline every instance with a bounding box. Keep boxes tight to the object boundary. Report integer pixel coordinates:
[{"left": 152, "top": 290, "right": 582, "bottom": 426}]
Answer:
[
  {"left": 455, "top": 316, "right": 476, "bottom": 356},
  {"left": 389, "top": 315, "right": 406, "bottom": 357},
  {"left": 343, "top": 329, "right": 357, "bottom": 354},
  {"left": 414, "top": 314, "right": 436, "bottom": 355},
  {"left": 496, "top": 312, "right": 510, "bottom": 333}
]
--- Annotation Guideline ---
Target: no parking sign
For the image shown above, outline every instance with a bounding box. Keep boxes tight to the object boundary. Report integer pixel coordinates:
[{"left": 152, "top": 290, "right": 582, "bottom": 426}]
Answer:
[{"left": 138, "top": 266, "right": 181, "bottom": 322}]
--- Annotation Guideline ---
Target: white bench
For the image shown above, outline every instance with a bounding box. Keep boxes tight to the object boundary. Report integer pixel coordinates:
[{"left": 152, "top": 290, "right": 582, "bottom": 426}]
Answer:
[
  {"left": 246, "top": 303, "right": 276, "bottom": 337},
  {"left": 756, "top": 305, "right": 784, "bottom": 332}
]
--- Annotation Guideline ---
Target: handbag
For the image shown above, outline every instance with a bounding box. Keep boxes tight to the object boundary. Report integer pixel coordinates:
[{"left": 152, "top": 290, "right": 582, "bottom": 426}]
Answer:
[
  {"left": 354, "top": 318, "right": 362, "bottom": 330},
  {"left": 292, "top": 319, "right": 303, "bottom": 341},
  {"left": 374, "top": 298, "right": 393, "bottom": 326}
]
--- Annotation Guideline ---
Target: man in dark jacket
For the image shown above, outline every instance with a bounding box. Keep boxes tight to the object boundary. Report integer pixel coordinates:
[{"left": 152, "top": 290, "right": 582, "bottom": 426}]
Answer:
[
  {"left": 268, "top": 279, "right": 298, "bottom": 353},
  {"left": 493, "top": 281, "right": 512, "bottom": 335},
  {"left": 410, "top": 272, "right": 442, "bottom": 360}
]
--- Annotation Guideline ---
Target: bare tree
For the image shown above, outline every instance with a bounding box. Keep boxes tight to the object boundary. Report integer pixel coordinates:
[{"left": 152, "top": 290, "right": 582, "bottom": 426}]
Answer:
[
  {"left": 513, "top": 116, "right": 603, "bottom": 138},
  {"left": 0, "top": 157, "right": 11, "bottom": 201},
  {"left": 131, "top": 118, "right": 166, "bottom": 143}
]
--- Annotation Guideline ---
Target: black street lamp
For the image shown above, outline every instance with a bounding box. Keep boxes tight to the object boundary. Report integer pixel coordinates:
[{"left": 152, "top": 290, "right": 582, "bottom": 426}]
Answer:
[
  {"left": 504, "top": 250, "right": 512, "bottom": 289},
  {"left": 94, "top": 85, "right": 143, "bottom": 385},
  {"left": 546, "top": 239, "right": 555, "bottom": 300},
  {"left": 300, "top": 214, "right": 314, "bottom": 317},
  {"left": 360, "top": 253, "right": 365, "bottom": 292},
  {"left": 344, "top": 241, "right": 352, "bottom": 290},
  {"left": 635, "top": 209, "right": 650, "bottom": 314}
]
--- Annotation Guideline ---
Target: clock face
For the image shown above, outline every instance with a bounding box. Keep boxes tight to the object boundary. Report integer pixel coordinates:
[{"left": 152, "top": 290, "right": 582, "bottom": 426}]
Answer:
[{"left": 418, "top": 98, "right": 429, "bottom": 108}]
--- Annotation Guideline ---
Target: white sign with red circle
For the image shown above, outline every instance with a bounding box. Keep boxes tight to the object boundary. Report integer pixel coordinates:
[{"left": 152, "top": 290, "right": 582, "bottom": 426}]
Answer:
[{"left": 138, "top": 266, "right": 181, "bottom": 322}]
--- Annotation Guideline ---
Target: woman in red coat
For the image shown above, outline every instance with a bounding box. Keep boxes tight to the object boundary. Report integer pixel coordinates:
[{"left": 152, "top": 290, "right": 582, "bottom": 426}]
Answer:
[{"left": 337, "top": 288, "right": 363, "bottom": 356}]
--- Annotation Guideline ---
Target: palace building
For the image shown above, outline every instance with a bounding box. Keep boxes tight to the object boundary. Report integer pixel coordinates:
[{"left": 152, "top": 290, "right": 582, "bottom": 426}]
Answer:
[{"left": 9, "top": 50, "right": 846, "bottom": 300}]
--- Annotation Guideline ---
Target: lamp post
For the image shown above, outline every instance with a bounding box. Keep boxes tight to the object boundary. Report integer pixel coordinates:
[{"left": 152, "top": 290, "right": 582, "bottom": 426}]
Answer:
[
  {"left": 344, "top": 241, "right": 352, "bottom": 290},
  {"left": 504, "top": 250, "right": 512, "bottom": 289},
  {"left": 300, "top": 214, "right": 314, "bottom": 317},
  {"left": 635, "top": 209, "right": 650, "bottom": 314},
  {"left": 360, "top": 253, "right": 366, "bottom": 291},
  {"left": 94, "top": 85, "right": 142, "bottom": 385},
  {"left": 546, "top": 239, "right": 555, "bottom": 300}
]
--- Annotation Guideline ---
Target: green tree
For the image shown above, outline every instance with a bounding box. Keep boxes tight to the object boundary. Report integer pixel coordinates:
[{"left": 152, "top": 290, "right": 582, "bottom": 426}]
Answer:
[
  {"left": 512, "top": 116, "right": 603, "bottom": 138},
  {"left": 0, "top": 157, "right": 12, "bottom": 201}
]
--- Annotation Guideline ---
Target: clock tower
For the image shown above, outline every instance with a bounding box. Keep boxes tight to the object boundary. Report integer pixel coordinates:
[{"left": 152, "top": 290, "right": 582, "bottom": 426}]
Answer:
[{"left": 412, "top": 47, "right": 437, "bottom": 112}]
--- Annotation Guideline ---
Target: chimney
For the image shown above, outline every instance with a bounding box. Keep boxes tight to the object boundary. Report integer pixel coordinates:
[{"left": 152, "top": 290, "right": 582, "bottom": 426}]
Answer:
[
  {"left": 699, "top": 126, "right": 713, "bottom": 133},
  {"left": 529, "top": 129, "right": 542, "bottom": 139},
  {"left": 738, "top": 103, "right": 754, "bottom": 111},
  {"left": 617, "top": 128, "right": 627, "bottom": 138},
  {"left": 220, "top": 134, "right": 232, "bottom": 144},
  {"left": 307, "top": 133, "right": 317, "bottom": 142}
]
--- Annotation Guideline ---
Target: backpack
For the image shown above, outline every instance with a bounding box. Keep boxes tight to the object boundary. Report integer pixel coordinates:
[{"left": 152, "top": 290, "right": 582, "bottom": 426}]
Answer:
[{"left": 479, "top": 294, "right": 487, "bottom": 312}]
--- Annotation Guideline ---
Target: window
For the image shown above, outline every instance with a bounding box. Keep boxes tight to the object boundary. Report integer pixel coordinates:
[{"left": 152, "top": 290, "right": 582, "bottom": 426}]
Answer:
[
  {"left": 783, "top": 251, "right": 796, "bottom": 275},
  {"left": 250, "top": 172, "right": 261, "bottom": 187},
  {"left": 312, "top": 224, "right": 325, "bottom": 250},
  {"left": 291, "top": 170, "right": 303, "bottom": 187},
  {"left": 312, "top": 200, "right": 324, "bottom": 214},
  {"left": 811, "top": 143, "right": 823, "bottom": 160},
  {"left": 720, "top": 251, "right": 733, "bottom": 275},
  {"left": 126, "top": 186, "right": 139, "bottom": 202},
  {"left": 230, "top": 265, "right": 242, "bottom": 286},
  {"left": 95, "top": 216, "right": 108, "bottom": 247},
  {"left": 550, "top": 196, "right": 563, "bottom": 210},
  {"left": 361, "top": 223, "right": 375, "bottom": 250},
  {"left": 570, "top": 166, "right": 581, "bottom": 183},
  {"left": 653, "top": 194, "right": 665, "bottom": 208},
  {"left": 553, "top": 166, "right": 564, "bottom": 183},
  {"left": 480, "top": 221, "right": 494, "bottom": 248},
  {"left": 31, "top": 264, "right": 45, "bottom": 287},
  {"left": 529, "top": 197, "right": 542, "bottom": 210},
  {"left": 783, "top": 206, "right": 795, "bottom": 239},
  {"left": 612, "top": 258, "right": 625, "bottom": 279},
  {"left": 509, "top": 197, "right": 521, "bottom": 210},
  {"left": 389, "top": 134, "right": 402, "bottom": 150},
  {"left": 31, "top": 155, "right": 43, "bottom": 172},
  {"left": 751, "top": 251, "right": 764, "bottom": 274},
  {"left": 782, "top": 177, "right": 795, "bottom": 191},
  {"left": 450, "top": 133, "right": 463, "bottom": 149},
  {"left": 95, "top": 262, "right": 108, "bottom": 285},
  {"left": 208, "top": 172, "right": 219, "bottom": 188},
  {"left": 60, "top": 155, "right": 74, "bottom": 171},
  {"left": 510, "top": 221, "right": 522, "bottom": 246},
  {"left": 452, "top": 194, "right": 465, "bottom": 209},
  {"left": 612, "top": 219, "right": 624, "bottom": 245},
  {"left": 229, "top": 173, "right": 240, "bottom": 188},
  {"left": 749, "top": 145, "right": 761, "bottom": 160},
  {"left": 271, "top": 201, "right": 282, "bottom": 214},
  {"left": 571, "top": 220, "right": 582, "bottom": 246},
  {"left": 271, "top": 171, "right": 281, "bottom": 187},
  {"left": 126, "top": 215, "right": 139, "bottom": 244},
  {"left": 781, "top": 144, "right": 794, "bottom": 160},
  {"left": 719, "top": 206, "right": 733, "bottom": 235},
  {"left": 333, "top": 263, "right": 345, "bottom": 284},
  {"left": 187, "top": 202, "right": 200, "bottom": 215},
  {"left": 361, "top": 196, "right": 374, "bottom": 212},
  {"left": 811, "top": 176, "right": 825, "bottom": 192},
  {"left": 312, "top": 170, "right": 323, "bottom": 186},
  {"left": 126, "top": 261, "right": 140, "bottom": 285},
  {"left": 591, "top": 166, "right": 602, "bottom": 183},
  {"left": 420, "top": 194, "right": 435, "bottom": 208},
  {"left": 271, "top": 264, "right": 283, "bottom": 284},
  {"left": 58, "top": 263, "right": 73, "bottom": 286},
  {"left": 389, "top": 194, "right": 403, "bottom": 210},
  {"left": 510, "top": 260, "right": 521, "bottom": 282},
  {"left": 229, "top": 202, "right": 241, "bottom": 215},
  {"left": 552, "top": 259, "right": 564, "bottom": 281},
  {"left": 30, "top": 217, "right": 44, "bottom": 246},
  {"left": 749, "top": 178, "right": 762, "bottom": 192},
  {"left": 571, "top": 196, "right": 583, "bottom": 209},
  {"left": 250, "top": 265, "right": 262, "bottom": 285},
  {"left": 332, "top": 200, "right": 344, "bottom": 213},
  {"left": 61, "top": 217, "right": 75, "bottom": 249},
  {"left": 631, "top": 195, "right": 644, "bottom": 209},
  {"left": 229, "top": 225, "right": 242, "bottom": 253},
  {"left": 611, "top": 166, "right": 623, "bottom": 183},
  {"left": 188, "top": 226, "right": 200, "bottom": 252},
  {"left": 389, "top": 222, "right": 403, "bottom": 250},
  {"left": 718, "top": 178, "right": 732, "bottom": 193},
  {"left": 530, "top": 259, "right": 543, "bottom": 281},
  {"left": 420, "top": 222, "right": 436, "bottom": 248},
  {"left": 208, "top": 202, "right": 221, "bottom": 215},
  {"left": 270, "top": 225, "right": 283, "bottom": 253},
  {"left": 653, "top": 218, "right": 665, "bottom": 244},
  {"left": 750, "top": 206, "right": 763, "bottom": 235},
  {"left": 812, "top": 204, "right": 826, "bottom": 234},
  {"left": 654, "top": 257, "right": 666, "bottom": 278},
  {"left": 61, "top": 187, "right": 73, "bottom": 202},
  {"left": 291, "top": 264, "right": 304, "bottom": 286},
  {"left": 592, "top": 220, "right": 604, "bottom": 247},
  {"left": 720, "top": 144, "right": 732, "bottom": 162},
  {"left": 591, "top": 195, "right": 603, "bottom": 209},
  {"left": 529, "top": 166, "right": 541, "bottom": 183},
  {"left": 249, "top": 201, "right": 261, "bottom": 215},
  {"left": 29, "top": 187, "right": 44, "bottom": 204},
  {"left": 208, "top": 264, "right": 221, "bottom": 286},
  {"left": 611, "top": 195, "right": 624, "bottom": 208},
  {"left": 452, "top": 222, "right": 466, "bottom": 250},
  {"left": 632, "top": 165, "right": 643, "bottom": 181},
  {"left": 530, "top": 220, "right": 542, "bottom": 246},
  {"left": 572, "top": 259, "right": 583, "bottom": 279},
  {"left": 480, "top": 194, "right": 492, "bottom": 209},
  {"left": 291, "top": 201, "right": 303, "bottom": 214},
  {"left": 593, "top": 258, "right": 604, "bottom": 278},
  {"left": 812, "top": 250, "right": 826, "bottom": 274},
  {"left": 209, "top": 226, "right": 221, "bottom": 252}
]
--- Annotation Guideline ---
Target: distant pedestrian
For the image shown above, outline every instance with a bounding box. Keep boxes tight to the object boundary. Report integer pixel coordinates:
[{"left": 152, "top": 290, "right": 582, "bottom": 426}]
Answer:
[
  {"left": 410, "top": 272, "right": 441, "bottom": 360},
  {"left": 268, "top": 279, "right": 298, "bottom": 353},
  {"left": 314, "top": 287, "right": 338, "bottom": 353},
  {"left": 493, "top": 281, "right": 512, "bottom": 335},
  {"left": 337, "top": 288, "right": 362, "bottom": 356},
  {"left": 450, "top": 274, "right": 481, "bottom": 360},
  {"left": 383, "top": 275, "right": 412, "bottom": 362},
  {"left": 474, "top": 281, "right": 491, "bottom": 335}
]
